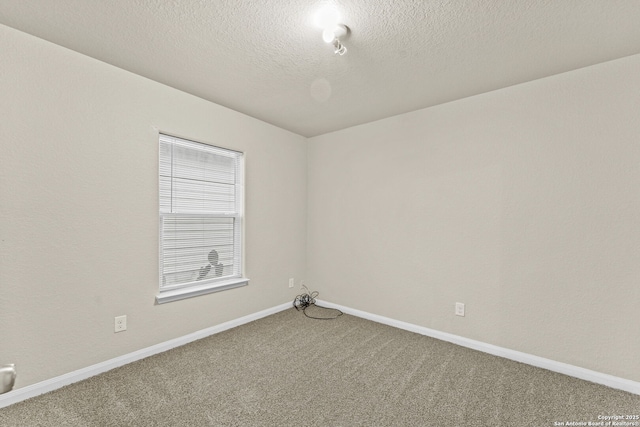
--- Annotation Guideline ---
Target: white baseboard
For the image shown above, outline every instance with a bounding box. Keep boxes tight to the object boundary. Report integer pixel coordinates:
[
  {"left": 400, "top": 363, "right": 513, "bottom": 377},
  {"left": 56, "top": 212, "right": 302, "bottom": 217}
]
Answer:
[
  {"left": 3, "top": 300, "right": 637, "bottom": 409},
  {"left": 0, "top": 302, "right": 292, "bottom": 409},
  {"left": 316, "top": 299, "right": 640, "bottom": 396}
]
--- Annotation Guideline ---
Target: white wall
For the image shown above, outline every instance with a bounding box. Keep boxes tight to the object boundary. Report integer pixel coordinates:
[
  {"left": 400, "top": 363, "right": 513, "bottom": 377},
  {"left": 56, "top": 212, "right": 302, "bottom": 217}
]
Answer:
[
  {"left": 2, "top": 20, "right": 639, "bottom": 391},
  {"left": 0, "top": 24, "right": 307, "bottom": 388},
  {"left": 307, "top": 54, "right": 640, "bottom": 382}
]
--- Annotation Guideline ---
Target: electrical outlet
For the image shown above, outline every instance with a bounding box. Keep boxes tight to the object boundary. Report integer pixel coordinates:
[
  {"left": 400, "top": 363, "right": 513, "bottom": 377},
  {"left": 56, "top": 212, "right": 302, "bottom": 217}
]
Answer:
[
  {"left": 114, "top": 315, "right": 127, "bottom": 332},
  {"left": 288, "top": 278, "right": 295, "bottom": 288},
  {"left": 455, "top": 302, "right": 465, "bottom": 317}
]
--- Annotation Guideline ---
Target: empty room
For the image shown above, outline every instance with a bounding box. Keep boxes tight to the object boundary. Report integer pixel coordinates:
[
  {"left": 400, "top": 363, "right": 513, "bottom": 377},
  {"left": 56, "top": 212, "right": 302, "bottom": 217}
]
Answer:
[{"left": 1, "top": 1, "right": 639, "bottom": 426}]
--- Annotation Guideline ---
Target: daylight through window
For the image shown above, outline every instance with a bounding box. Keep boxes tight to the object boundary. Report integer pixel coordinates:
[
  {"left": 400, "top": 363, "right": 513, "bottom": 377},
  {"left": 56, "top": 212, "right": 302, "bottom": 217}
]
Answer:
[{"left": 158, "top": 134, "right": 246, "bottom": 303}]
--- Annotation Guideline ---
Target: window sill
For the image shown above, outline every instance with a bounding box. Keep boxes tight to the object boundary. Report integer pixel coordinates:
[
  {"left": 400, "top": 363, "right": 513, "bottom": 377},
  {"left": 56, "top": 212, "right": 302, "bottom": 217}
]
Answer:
[{"left": 155, "top": 277, "right": 249, "bottom": 304}]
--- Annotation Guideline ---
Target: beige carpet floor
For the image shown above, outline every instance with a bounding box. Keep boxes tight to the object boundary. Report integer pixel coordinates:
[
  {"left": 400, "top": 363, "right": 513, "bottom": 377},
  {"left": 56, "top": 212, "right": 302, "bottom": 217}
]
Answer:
[{"left": 1, "top": 306, "right": 638, "bottom": 426}]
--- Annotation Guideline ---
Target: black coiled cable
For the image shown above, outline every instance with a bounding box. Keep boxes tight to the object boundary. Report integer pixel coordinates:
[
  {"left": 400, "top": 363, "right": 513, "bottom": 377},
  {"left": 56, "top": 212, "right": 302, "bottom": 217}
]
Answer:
[{"left": 293, "top": 286, "right": 343, "bottom": 320}]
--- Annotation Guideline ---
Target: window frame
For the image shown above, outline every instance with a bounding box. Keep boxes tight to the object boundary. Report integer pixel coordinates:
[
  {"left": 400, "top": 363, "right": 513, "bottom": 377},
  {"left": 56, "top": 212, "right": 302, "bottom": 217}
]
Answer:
[{"left": 156, "top": 133, "right": 248, "bottom": 304}]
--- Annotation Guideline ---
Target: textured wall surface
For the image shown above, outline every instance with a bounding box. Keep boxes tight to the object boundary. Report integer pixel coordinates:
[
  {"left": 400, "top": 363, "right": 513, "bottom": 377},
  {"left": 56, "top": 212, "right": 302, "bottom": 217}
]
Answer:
[
  {"left": 0, "top": 24, "right": 307, "bottom": 388},
  {"left": 307, "top": 54, "right": 640, "bottom": 382},
  {"left": 1, "top": 16, "right": 639, "bottom": 392}
]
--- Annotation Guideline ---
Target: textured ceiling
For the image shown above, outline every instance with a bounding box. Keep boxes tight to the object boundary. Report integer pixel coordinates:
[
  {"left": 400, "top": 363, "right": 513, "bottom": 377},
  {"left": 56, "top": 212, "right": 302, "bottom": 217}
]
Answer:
[{"left": 1, "top": 0, "right": 640, "bottom": 137}]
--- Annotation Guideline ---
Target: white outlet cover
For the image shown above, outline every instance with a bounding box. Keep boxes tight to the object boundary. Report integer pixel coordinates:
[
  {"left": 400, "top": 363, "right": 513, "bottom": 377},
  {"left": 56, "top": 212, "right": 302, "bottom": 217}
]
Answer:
[
  {"left": 455, "top": 303, "right": 465, "bottom": 317},
  {"left": 115, "top": 315, "right": 127, "bottom": 332}
]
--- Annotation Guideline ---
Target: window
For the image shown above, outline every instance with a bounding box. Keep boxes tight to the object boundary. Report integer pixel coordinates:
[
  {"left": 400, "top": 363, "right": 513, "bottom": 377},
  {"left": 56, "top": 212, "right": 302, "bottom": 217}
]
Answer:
[{"left": 157, "top": 134, "right": 247, "bottom": 304}]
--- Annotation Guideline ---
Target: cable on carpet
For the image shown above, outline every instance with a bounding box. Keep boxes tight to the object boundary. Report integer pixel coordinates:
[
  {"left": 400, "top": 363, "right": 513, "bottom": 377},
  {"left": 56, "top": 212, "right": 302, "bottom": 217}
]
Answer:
[{"left": 293, "top": 285, "right": 343, "bottom": 320}]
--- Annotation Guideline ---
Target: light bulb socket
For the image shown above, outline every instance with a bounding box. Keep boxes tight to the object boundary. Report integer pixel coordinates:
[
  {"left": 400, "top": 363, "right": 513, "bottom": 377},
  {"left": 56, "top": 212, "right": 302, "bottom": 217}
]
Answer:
[
  {"left": 332, "top": 24, "right": 349, "bottom": 39},
  {"left": 322, "top": 24, "right": 349, "bottom": 43}
]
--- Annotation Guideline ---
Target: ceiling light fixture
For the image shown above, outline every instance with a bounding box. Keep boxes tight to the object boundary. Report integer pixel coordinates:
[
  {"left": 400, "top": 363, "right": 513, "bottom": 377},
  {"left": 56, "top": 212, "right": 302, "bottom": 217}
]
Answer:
[
  {"left": 322, "top": 24, "right": 348, "bottom": 55},
  {"left": 314, "top": 5, "right": 349, "bottom": 56}
]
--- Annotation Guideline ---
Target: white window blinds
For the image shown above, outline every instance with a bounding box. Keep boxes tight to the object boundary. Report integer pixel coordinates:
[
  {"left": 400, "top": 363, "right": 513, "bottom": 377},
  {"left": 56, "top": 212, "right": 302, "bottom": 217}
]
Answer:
[{"left": 159, "top": 134, "right": 244, "bottom": 292}]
